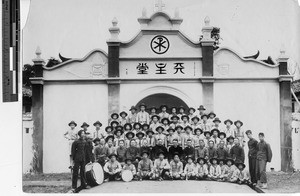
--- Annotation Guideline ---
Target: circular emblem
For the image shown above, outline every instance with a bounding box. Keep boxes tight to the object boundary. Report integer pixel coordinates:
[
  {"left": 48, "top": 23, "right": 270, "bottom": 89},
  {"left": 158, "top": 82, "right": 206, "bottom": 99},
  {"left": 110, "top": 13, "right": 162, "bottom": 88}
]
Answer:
[{"left": 150, "top": 35, "right": 170, "bottom": 54}]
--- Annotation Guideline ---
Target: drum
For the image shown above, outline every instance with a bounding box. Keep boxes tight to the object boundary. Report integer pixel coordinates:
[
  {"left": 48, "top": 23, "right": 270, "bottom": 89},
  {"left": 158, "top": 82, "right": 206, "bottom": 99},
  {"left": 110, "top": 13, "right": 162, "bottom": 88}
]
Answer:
[
  {"left": 121, "top": 170, "right": 133, "bottom": 182},
  {"left": 85, "top": 162, "right": 104, "bottom": 186}
]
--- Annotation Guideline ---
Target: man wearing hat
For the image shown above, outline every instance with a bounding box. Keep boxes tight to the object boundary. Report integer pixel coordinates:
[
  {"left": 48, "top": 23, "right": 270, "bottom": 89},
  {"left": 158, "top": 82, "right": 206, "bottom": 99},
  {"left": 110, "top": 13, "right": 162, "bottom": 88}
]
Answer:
[
  {"left": 196, "top": 157, "right": 209, "bottom": 180},
  {"left": 136, "top": 103, "right": 150, "bottom": 125},
  {"left": 158, "top": 104, "right": 170, "bottom": 120},
  {"left": 169, "top": 153, "right": 184, "bottom": 180},
  {"left": 197, "top": 105, "right": 206, "bottom": 117},
  {"left": 229, "top": 138, "right": 245, "bottom": 163},
  {"left": 92, "top": 121, "right": 104, "bottom": 139},
  {"left": 208, "top": 157, "right": 221, "bottom": 181},
  {"left": 64, "top": 121, "right": 78, "bottom": 169},
  {"left": 119, "top": 111, "right": 128, "bottom": 126},
  {"left": 128, "top": 106, "right": 138, "bottom": 125},
  {"left": 153, "top": 151, "right": 171, "bottom": 181},
  {"left": 71, "top": 130, "right": 89, "bottom": 192},
  {"left": 103, "top": 153, "right": 122, "bottom": 181},
  {"left": 168, "top": 139, "right": 183, "bottom": 161},
  {"left": 137, "top": 151, "right": 154, "bottom": 180},
  {"left": 223, "top": 119, "right": 235, "bottom": 137},
  {"left": 149, "top": 115, "right": 160, "bottom": 134},
  {"left": 94, "top": 138, "right": 109, "bottom": 167},
  {"left": 234, "top": 120, "right": 245, "bottom": 147},
  {"left": 183, "top": 155, "right": 197, "bottom": 180}
]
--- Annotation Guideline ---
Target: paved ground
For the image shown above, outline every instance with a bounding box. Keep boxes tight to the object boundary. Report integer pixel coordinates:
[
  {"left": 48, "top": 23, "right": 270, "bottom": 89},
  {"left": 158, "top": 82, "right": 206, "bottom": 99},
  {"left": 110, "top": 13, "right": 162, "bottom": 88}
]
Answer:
[{"left": 80, "top": 180, "right": 256, "bottom": 193}]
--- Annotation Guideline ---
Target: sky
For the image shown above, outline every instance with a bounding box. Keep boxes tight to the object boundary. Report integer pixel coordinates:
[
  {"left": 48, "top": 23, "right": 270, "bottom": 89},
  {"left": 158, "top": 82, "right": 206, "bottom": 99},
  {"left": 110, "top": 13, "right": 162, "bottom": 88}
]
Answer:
[{"left": 20, "top": 0, "right": 300, "bottom": 78}]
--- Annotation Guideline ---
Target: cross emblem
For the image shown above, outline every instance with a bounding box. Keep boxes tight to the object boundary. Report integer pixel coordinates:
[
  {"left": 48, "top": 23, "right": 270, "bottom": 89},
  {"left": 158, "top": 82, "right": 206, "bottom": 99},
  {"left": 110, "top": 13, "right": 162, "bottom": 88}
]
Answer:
[
  {"left": 155, "top": 0, "right": 165, "bottom": 12},
  {"left": 150, "top": 35, "right": 170, "bottom": 54}
]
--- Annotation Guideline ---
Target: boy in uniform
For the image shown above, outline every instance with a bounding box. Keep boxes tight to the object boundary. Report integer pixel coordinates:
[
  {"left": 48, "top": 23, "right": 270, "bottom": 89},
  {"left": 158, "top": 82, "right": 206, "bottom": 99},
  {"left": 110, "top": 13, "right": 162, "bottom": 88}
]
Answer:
[
  {"left": 110, "top": 121, "right": 119, "bottom": 132},
  {"left": 109, "top": 113, "right": 119, "bottom": 125},
  {"left": 64, "top": 121, "right": 78, "bottom": 169},
  {"left": 234, "top": 120, "right": 245, "bottom": 147},
  {"left": 154, "top": 126, "right": 167, "bottom": 148},
  {"left": 175, "top": 125, "right": 184, "bottom": 146},
  {"left": 124, "top": 131, "right": 135, "bottom": 148},
  {"left": 92, "top": 121, "right": 104, "bottom": 139},
  {"left": 183, "top": 155, "right": 197, "bottom": 180},
  {"left": 161, "top": 118, "right": 171, "bottom": 135},
  {"left": 223, "top": 119, "right": 235, "bottom": 137},
  {"left": 177, "top": 106, "right": 186, "bottom": 123},
  {"left": 182, "top": 126, "right": 194, "bottom": 148},
  {"left": 119, "top": 111, "right": 128, "bottom": 126},
  {"left": 208, "top": 157, "right": 221, "bottom": 181},
  {"left": 149, "top": 106, "right": 157, "bottom": 121},
  {"left": 159, "top": 104, "right": 170, "bottom": 120},
  {"left": 197, "top": 105, "right": 206, "bottom": 118},
  {"left": 105, "top": 126, "right": 114, "bottom": 138},
  {"left": 149, "top": 115, "right": 160, "bottom": 134},
  {"left": 136, "top": 103, "right": 150, "bottom": 125},
  {"left": 170, "top": 115, "right": 180, "bottom": 129},
  {"left": 196, "top": 157, "right": 209, "bottom": 180},
  {"left": 169, "top": 107, "right": 178, "bottom": 121},
  {"left": 226, "top": 136, "right": 235, "bottom": 152},
  {"left": 211, "top": 117, "right": 223, "bottom": 131},
  {"left": 167, "top": 128, "right": 180, "bottom": 148},
  {"left": 188, "top": 107, "right": 196, "bottom": 124},
  {"left": 123, "top": 123, "right": 133, "bottom": 133},
  {"left": 80, "top": 122, "right": 90, "bottom": 135},
  {"left": 132, "top": 122, "right": 142, "bottom": 135},
  {"left": 106, "top": 137, "right": 116, "bottom": 156},
  {"left": 136, "top": 131, "right": 146, "bottom": 148},
  {"left": 207, "top": 112, "right": 216, "bottom": 124},
  {"left": 236, "top": 162, "right": 251, "bottom": 185},
  {"left": 128, "top": 106, "right": 138, "bottom": 125},
  {"left": 153, "top": 151, "right": 171, "bottom": 181},
  {"left": 203, "top": 131, "right": 212, "bottom": 147},
  {"left": 137, "top": 151, "right": 154, "bottom": 180},
  {"left": 256, "top": 132, "right": 272, "bottom": 189},
  {"left": 114, "top": 126, "right": 124, "bottom": 148},
  {"left": 211, "top": 128, "right": 221, "bottom": 148},
  {"left": 180, "top": 115, "right": 190, "bottom": 129},
  {"left": 142, "top": 123, "right": 150, "bottom": 133},
  {"left": 146, "top": 129, "right": 156, "bottom": 149},
  {"left": 207, "top": 140, "right": 217, "bottom": 160},
  {"left": 169, "top": 153, "right": 184, "bottom": 180},
  {"left": 223, "top": 158, "right": 238, "bottom": 182},
  {"left": 191, "top": 116, "right": 201, "bottom": 130},
  {"left": 218, "top": 132, "right": 227, "bottom": 147},
  {"left": 103, "top": 154, "right": 122, "bottom": 182},
  {"left": 201, "top": 114, "right": 211, "bottom": 133}
]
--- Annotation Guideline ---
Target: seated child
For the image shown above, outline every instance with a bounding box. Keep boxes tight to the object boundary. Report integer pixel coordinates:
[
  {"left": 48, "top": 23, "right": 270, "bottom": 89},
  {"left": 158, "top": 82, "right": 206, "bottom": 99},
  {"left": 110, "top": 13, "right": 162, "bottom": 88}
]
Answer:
[
  {"left": 122, "top": 158, "right": 137, "bottom": 180},
  {"left": 183, "top": 155, "right": 197, "bottom": 180},
  {"left": 196, "top": 157, "right": 208, "bottom": 180},
  {"left": 208, "top": 157, "right": 221, "bottom": 181},
  {"left": 153, "top": 151, "right": 171, "bottom": 181},
  {"left": 236, "top": 162, "right": 251, "bottom": 185},
  {"left": 169, "top": 153, "right": 184, "bottom": 180},
  {"left": 223, "top": 158, "right": 238, "bottom": 182},
  {"left": 137, "top": 151, "right": 154, "bottom": 181},
  {"left": 218, "top": 159, "right": 228, "bottom": 182},
  {"left": 103, "top": 154, "right": 122, "bottom": 182}
]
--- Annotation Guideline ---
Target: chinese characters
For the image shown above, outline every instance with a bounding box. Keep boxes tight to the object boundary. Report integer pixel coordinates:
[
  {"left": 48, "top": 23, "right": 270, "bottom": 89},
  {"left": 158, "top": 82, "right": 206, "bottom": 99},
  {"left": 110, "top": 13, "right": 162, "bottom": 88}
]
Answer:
[{"left": 136, "top": 62, "right": 185, "bottom": 75}]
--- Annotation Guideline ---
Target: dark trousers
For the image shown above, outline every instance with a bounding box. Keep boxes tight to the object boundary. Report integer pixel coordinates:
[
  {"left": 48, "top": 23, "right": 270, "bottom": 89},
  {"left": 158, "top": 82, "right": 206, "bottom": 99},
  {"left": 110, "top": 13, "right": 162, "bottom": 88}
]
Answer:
[
  {"left": 248, "top": 156, "right": 257, "bottom": 183},
  {"left": 256, "top": 159, "right": 267, "bottom": 183},
  {"left": 104, "top": 172, "right": 121, "bottom": 181},
  {"left": 72, "top": 160, "right": 87, "bottom": 189}
]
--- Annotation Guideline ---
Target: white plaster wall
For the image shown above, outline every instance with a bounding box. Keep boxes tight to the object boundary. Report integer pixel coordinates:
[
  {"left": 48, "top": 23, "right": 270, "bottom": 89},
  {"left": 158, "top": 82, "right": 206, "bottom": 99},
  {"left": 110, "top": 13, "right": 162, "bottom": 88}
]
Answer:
[
  {"left": 119, "top": 81, "right": 202, "bottom": 112},
  {"left": 43, "top": 83, "right": 108, "bottom": 173},
  {"left": 291, "top": 116, "right": 300, "bottom": 170},
  {"left": 120, "top": 34, "right": 201, "bottom": 58},
  {"left": 214, "top": 81, "right": 281, "bottom": 171},
  {"left": 23, "top": 120, "right": 33, "bottom": 173}
]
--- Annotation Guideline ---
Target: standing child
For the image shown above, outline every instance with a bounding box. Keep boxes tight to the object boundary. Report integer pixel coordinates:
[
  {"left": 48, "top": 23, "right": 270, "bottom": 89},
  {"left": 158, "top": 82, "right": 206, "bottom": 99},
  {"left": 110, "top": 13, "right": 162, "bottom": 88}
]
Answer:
[
  {"left": 196, "top": 157, "right": 208, "bottom": 180},
  {"left": 183, "top": 156, "right": 197, "bottom": 180},
  {"left": 191, "top": 116, "right": 201, "bottom": 130},
  {"left": 169, "top": 107, "right": 178, "bottom": 121},
  {"left": 208, "top": 157, "right": 221, "bottom": 181},
  {"left": 177, "top": 106, "right": 186, "bottom": 123},
  {"left": 188, "top": 107, "right": 196, "bottom": 124},
  {"left": 180, "top": 115, "right": 190, "bottom": 129},
  {"left": 123, "top": 123, "right": 133, "bottom": 134},
  {"left": 159, "top": 104, "right": 169, "bottom": 120},
  {"left": 92, "top": 121, "right": 103, "bottom": 139},
  {"left": 170, "top": 115, "right": 180, "bottom": 129},
  {"left": 211, "top": 129, "right": 221, "bottom": 148},
  {"left": 207, "top": 112, "right": 216, "bottom": 125},
  {"left": 245, "top": 130, "right": 258, "bottom": 186},
  {"left": 175, "top": 125, "right": 184, "bottom": 147},
  {"left": 136, "top": 103, "right": 150, "bottom": 125},
  {"left": 132, "top": 122, "right": 142, "bottom": 135},
  {"left": 114, "top": 126, "right": 124, "bottom": 148},
  {"left": 161, "top": 118, "right": 170, "bottom": 135},
  {"left": 234, "top": 120, "right": 245, "bottom": 147},
  {"left": 136, "top": 131, "right": 146, "bottom": 148},
  {"left": 211, "top": 117, "right": 222, "bottom": 131},
  {"left": 119, "top": 111, "right": 128, "bottom": 126},
  {"left": 109, "top": 113, "right": 119, "bottom": 125},
  {"left": 149, "top": 106, "right": 157, "bottom": 122},
  {"left": 183, "top": 139, "right": 195, "bottom": 163},
  {"left": 128, "top": 106, "right": 138, "bottom": 125},
  {"left": 182, "top": 126, "right": 194, "bottom": 148},
  {"left": 197, "top": 105, "right": 206, "bottom": 118},
  {"left": 226, "top": 136, "right": 235, "bottom": 152},
  {"left": 169, "top": 153, "right": 184, "bottom": 180},
  {"left": 64, "top": 121, "right": 78, "bottom": 169},
  {"left": 218, "top": 132, "right": 227, "bottom": 147},
  {"left": 223, "top": 119, "right": 235, "bottom": 137},
  {"left": 154, "top": 126, "right": 167, "bottom": 148},
  {"left": 125, "top": 132, "right": 135, "bottom": 148},
  {"left": 201, "top": 114, "right": 211, "bottom": 133},
  {"left": 166, "top": 128, "right": 180, "bottom": 148},
  {"left": 203, "top": 131, "right": 212, "bottom": 147},
  {"left": 149, "top": 115, "right": 160, "bottom": 134},
  {"left": 146, "top": 130, "right": 156, "bottom": 149}
]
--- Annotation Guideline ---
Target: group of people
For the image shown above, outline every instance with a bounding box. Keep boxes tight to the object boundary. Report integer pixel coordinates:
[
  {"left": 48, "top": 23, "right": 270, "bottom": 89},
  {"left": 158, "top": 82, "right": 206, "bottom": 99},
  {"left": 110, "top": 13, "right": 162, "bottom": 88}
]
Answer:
[{"left": 65, "top": 104, "right": 272, "bottom": 192}]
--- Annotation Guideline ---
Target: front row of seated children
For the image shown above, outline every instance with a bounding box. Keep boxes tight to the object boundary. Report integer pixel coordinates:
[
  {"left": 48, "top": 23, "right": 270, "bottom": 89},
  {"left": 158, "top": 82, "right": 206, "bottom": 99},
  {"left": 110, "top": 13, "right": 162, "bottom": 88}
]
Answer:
[{"left": 103, "top": 150, "right": 251, "bottom": 185}]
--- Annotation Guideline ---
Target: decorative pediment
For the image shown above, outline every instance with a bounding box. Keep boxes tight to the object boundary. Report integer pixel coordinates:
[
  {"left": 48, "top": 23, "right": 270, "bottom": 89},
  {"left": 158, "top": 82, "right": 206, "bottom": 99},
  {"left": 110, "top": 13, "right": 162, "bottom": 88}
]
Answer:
[{"left": 43, "top": 49, "right": 108, "bottom": 80}]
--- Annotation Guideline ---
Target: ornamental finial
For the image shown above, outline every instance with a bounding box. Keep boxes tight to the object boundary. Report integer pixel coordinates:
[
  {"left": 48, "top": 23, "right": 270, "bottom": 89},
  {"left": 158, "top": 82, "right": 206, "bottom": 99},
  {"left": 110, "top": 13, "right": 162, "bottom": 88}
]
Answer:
[
  {"left": 112, "top": 17, "right": 118, "bottom": 27},
  {"left": 35, "top": 46, "right": 41, "bottom": 59},
  {"left": 155, "top": 0, "right": 165, "bottom": 12},
  {"left": 204, "top": 16, "right": 210, "bottom": 26}
]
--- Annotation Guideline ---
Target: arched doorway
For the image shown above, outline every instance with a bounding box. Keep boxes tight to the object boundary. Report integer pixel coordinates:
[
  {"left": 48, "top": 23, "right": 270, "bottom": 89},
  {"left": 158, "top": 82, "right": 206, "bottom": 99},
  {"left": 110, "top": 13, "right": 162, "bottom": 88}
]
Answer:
[{"left": 135, "top": 93, "right": 189, "bottom": 113}]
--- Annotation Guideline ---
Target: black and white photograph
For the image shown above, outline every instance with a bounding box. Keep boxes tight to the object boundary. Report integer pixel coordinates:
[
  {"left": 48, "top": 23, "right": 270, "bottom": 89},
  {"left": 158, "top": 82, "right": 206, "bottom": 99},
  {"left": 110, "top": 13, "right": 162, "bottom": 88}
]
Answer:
[{"left": 1, "top": 0, "right": 300, "bottom": 194}]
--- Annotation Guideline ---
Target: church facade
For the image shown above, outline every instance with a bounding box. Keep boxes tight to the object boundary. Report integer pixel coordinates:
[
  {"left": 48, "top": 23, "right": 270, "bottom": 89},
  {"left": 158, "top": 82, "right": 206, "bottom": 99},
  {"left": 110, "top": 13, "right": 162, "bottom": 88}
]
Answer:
[{"left": 30, "top": 8, "right": 293, "bottom": 173}]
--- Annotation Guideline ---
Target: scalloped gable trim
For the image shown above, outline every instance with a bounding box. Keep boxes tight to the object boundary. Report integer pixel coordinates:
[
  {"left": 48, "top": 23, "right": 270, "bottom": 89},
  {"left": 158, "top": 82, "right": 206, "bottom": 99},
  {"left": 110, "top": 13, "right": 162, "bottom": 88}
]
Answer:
[
  {"left": 43, "top": 49, "right": 108, "bottom": 71},
  {"left": 214, "top": 47, "right": 279, "bottom": 68}
]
